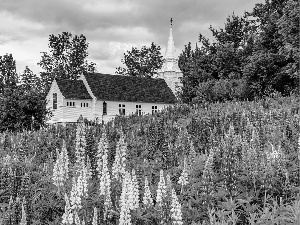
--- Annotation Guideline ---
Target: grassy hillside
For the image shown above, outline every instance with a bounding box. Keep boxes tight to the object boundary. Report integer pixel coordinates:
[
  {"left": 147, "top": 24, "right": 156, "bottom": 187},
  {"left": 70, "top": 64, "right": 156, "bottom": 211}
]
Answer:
[{"left": 0, "top": 95, "right": 299, "bottom": 224}]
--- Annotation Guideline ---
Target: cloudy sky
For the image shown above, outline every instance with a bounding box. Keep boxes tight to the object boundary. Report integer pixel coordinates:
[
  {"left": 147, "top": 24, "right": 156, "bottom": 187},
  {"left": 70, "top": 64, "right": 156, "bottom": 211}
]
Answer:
[{"left": 0, "top": 0, "right": 264, "bottom": 75}]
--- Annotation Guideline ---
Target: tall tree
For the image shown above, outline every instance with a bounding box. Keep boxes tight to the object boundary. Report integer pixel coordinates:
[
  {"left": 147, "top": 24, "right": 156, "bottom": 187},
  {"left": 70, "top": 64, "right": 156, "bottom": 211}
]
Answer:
[
  {"left": 116, "top": 42, "right": 164, "bottom": 78},
  {"left": 38, "top": 32, "right": 96, "bottom": 91},
  {"left": 0, "top": 54, "right": 18, "bottom": 92},
  {"left": 179, "top": 14, "right": 249, "bottom": 103},
  {"left": 179, "top": 0, "right": 299, "bottom": 103},
  {"left": 243, "top": 0, "right": 299, "bottom": 97},
  {"left": 21, "top": 66, "right": 42, "bottom": 92},
  {"left": 0, "top": 55, "right": 49, "bottom": 131},
  {"left": 277, "top": 0, "right": 299, "bottom": 82}
]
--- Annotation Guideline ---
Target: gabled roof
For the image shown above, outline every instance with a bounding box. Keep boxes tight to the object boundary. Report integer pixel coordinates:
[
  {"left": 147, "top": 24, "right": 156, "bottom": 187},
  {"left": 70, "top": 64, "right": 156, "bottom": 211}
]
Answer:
[
  {"left": 85, "top": 73, "right": 176, "bottom": 103},
  {"left": 57, "top": 80, "right": 92, "bottom": 99}
]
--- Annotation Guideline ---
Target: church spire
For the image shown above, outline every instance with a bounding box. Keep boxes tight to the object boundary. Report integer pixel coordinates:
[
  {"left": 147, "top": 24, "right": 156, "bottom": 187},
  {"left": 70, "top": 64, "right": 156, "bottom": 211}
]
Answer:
[{"left": 165, "top": 18, "right": 176, "bottom": 59}]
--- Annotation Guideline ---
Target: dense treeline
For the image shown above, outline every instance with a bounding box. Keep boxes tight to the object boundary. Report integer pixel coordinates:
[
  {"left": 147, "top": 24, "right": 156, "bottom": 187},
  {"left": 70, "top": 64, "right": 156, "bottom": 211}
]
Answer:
[
  {"left": 0, "top": 55, "right": 48, "bottom": 132},
  {"left": 178, "top": 0, "right": 299, "bottom": 103}
]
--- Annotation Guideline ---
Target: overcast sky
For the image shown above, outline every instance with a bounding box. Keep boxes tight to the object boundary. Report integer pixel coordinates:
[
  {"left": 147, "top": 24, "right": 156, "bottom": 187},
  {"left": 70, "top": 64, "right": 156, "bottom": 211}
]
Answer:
[{"left": 0, "top": 0, "right": 264, "bottom": 75}]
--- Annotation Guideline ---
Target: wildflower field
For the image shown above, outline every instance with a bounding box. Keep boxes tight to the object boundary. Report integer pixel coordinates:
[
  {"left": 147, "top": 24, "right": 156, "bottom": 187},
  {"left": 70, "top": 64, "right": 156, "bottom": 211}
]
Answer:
[{"left": 0, "top": 96, "right": 299, "bottom": 225}]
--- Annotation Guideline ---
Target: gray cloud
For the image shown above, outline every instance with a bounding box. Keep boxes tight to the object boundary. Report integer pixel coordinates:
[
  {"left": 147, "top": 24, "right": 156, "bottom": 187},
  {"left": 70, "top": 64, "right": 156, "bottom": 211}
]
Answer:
[{"left": 0, "top": 0, "right": 264, "bottom": 74}]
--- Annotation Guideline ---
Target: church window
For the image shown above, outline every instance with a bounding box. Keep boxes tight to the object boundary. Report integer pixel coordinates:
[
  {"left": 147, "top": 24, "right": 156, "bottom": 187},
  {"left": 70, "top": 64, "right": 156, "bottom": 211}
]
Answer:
[
  {"left": 152, "top": 106, "right": 158, "bottom": 114},
  {"left": 80, "top": 102, "right": 89, "bottom": 107},
  {"left": 67, "top": 101, "right": 75, "bottom": 107},
  {"left": 136, "top": 105, "right": 142, "bottom": 115},
  {"left": 119, "top": 104, "right": 125, "bottom": 115},
  {"left": 53, "top": 93, "right": 57, "bottom": 109},
  {"left": 103, "top": 101, "right": 107, "bottom": 115}
]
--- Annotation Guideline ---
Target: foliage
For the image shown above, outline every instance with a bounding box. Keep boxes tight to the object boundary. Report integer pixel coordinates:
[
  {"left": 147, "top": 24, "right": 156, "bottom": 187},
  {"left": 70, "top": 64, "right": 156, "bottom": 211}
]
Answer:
[
  {"left": 0, "top": 95, "right": 299, "bottom": 224},
  {"left": 0, "top": 55, "right": 49, "bottom": 132},
  {"left": 116, "top": 42, "right": 164, "bottom": 78},
  {"left": 38, "top": 32, "right": 97, "bottom": 91},
  {"left": 179, "top": 0, "right": 299, "bottom": 103},
  {"left": 0, "top": 54, "right": 18, "bottom": 93}
]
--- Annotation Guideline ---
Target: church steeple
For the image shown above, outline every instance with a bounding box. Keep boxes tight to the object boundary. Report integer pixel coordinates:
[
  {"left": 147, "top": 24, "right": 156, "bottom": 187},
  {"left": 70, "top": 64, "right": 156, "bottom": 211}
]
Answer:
[
  {"left": 157, "top": 18, "right": 182, "bottom": 96},
  {"left": 165, "top": 18, "right": 176, "bottom": 59}
]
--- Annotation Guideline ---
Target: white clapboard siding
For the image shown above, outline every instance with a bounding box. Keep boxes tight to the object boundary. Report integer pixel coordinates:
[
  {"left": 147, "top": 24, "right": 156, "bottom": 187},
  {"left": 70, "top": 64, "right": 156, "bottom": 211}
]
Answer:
[
  {"left": 63, "top": 99, "right": 94, "bottom": 122},
  {"left": 46, "top": 80, "right": 65, "bottom": 123},
  {"left": 96, "top": 100, "right": 172, "bottom": 122}
]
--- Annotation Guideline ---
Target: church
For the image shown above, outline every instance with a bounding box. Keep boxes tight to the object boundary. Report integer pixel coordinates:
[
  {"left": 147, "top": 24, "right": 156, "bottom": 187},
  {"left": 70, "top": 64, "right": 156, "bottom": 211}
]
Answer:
[{"left": 46, "top": 21, "right": 182, "bottom": 123}]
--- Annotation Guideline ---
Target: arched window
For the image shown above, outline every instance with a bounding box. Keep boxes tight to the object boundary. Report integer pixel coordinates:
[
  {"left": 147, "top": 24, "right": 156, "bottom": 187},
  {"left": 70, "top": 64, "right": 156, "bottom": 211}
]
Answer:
[{"left": 103, "top": 101, "right": 107, "bottom": 115}]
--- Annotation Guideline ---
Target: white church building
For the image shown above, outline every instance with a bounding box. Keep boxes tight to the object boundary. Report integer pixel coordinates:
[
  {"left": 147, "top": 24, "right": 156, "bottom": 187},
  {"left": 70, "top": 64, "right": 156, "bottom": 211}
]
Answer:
[{"left": 46, "top": 22, "right": 182, "bottom": 123}]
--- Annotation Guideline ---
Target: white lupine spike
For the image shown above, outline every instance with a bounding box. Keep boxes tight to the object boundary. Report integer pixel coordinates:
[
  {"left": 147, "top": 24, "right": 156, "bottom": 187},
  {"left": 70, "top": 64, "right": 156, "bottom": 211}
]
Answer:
[
  {"left": 52, "top": 141, "right": 69, "bottom": 191},
  {"left": 131, "top": 169, "right": 139, "bottom": 210},
  {"left": 112, "top": 133, "right": 127, "bottom": 180},
  {"left": 62, "top": 194, "right": 73, "bottom": 225},
  {"left": 92, "top": 207, "right": 98, "bottom": 225},
  {"left": 156, "top": 170, "right": 166, "bottom": 207},
  {"left": 119, "top": 171, "right": 132, "bottom": 225},
  {"left": 142, "top": 177, "right": 153, "bottom": 207},
  {"left": 75, "top": 123, "right": 86, "bottom": 172},
  {"left": 178, "top": 158, "right": 189, "bottom": 186},
  {"left": 74, "top": 211, "right": 81, "bottom": 225},
  {"left": 297, "top": 136, "right": 300, "bottom": 161},
  {"left": 20, "top": 197, "right": 27, "bottom": 225},
  {"left": 70, "top": 177, "right": 82, "bottom": 210},
  {"left": 99, "top": 149, "right": 112, "bottom": 211},
  {"left": 80, "top": 164, "right": 89, "bottom": 198},
  {"left": 170, "top": 188, "right": 183, "bottom": 225},
  {"left": 96, "top": 133, "right": 108, "bottom": 179}
]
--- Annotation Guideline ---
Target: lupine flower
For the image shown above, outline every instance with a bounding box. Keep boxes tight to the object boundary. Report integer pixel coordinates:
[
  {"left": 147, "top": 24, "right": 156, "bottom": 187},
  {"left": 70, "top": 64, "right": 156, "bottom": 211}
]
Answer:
[
  {"left": 92, "top": 207, "right": 98, "bottom": 225},
  {"left": 2, "top": 154, "right": 12, "bottom": 166},
  {"left": 62, "top": 194, "right": 74, "bottom": 225},
  {"left": 20, "top": 197, "right": 27, "bottom": 225},
  {"left": 70, "top": 177, "right": 82, "bottom": 210},
  {"left": 298, "top": 135, "right": 300, "bottom": 161},
  {"left": 143, "top": 177, "right": 153, "bottom": 207},
  {"left": 188, "top": 141, "right": 197, "bottom": 166},
  {"left": 166, "top": 173, "right": 173, "bottom": 192},
  {"left": 131, "top": 169, "right": 139, "bottom": 210},
  {"left": 75, "top": 123, "right": 86, "bottom": 170},
  {"left": 86, "top": 155, "right": 93, "bottom": 180},
  {"left": 202, "top": 150, "right": 215, "bottom": 196},
  {"left": 96, "top": 133, "right": 109, "bottom": 180},
  {"left": 99, "top": 146, "right": 112, "bottom": 213},
  {"left": 74, "top": 211, "right": 81, "bottom": 225},
  {"left": 112, "top": 132, "right": 127, "bottom": 180},
  {"left": 156, "top": 170, "right": 167, "bottom": 207},
  {"left": 80, "top": 163, "right": 89, "bottom": 199},
  {"left": 119, "top": 171, "right": 133, "bottom": 225},
  {"left": 203, "top": 151, "right": 214, "bottom": 180},
  {"left": 52, "top": 141, "right": 69, "bottom": 191},
  {"left": 170, "top": 188, "right": 183, "bottom": 225},
  {"left": 178, "top": 157, "right": 189, "bottom": 186}
]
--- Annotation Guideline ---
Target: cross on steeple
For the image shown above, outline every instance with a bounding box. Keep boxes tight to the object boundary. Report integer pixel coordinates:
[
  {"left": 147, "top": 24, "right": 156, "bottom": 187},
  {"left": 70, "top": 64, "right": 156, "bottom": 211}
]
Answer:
[{"left": 170, "top": 18, "right": 173, "bottom": 26}]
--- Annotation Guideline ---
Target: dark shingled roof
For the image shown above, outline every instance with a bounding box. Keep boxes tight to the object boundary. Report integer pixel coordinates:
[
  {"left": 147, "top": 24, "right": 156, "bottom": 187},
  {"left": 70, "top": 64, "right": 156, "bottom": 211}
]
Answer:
[
  {"left": 85, "top": 73, "right": 176, "bottom": 103},
  {"left": 57, "top": 80, "right": 92, "bottom": 99}
]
